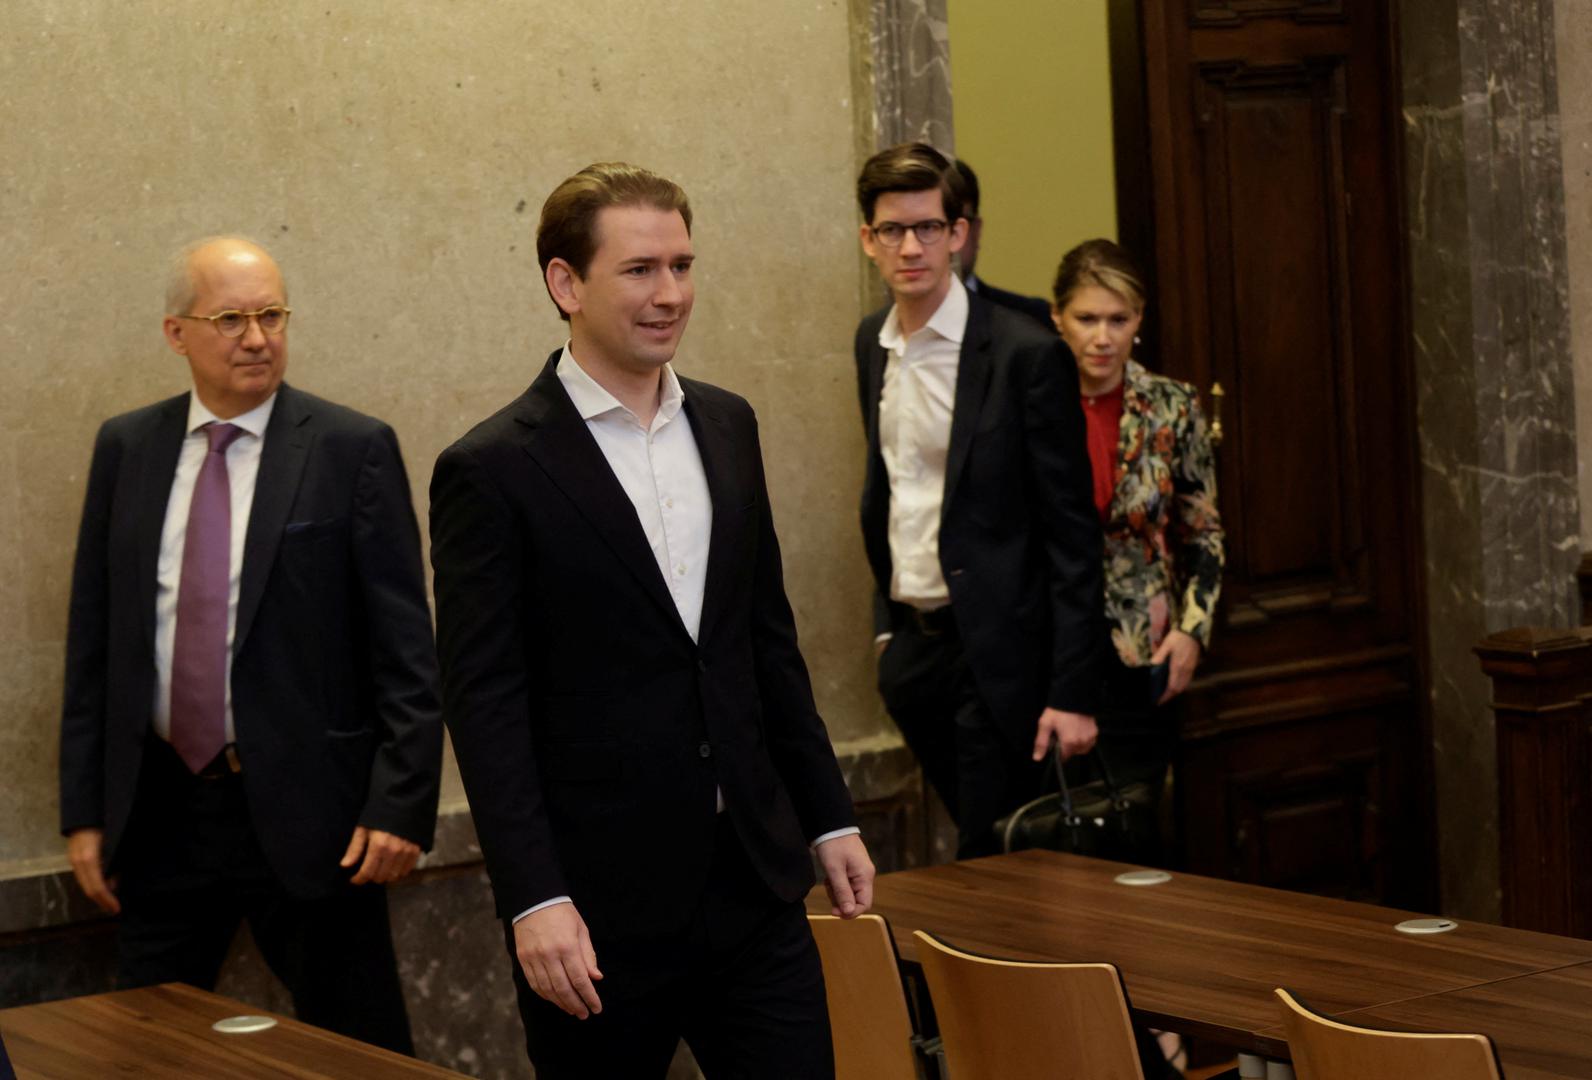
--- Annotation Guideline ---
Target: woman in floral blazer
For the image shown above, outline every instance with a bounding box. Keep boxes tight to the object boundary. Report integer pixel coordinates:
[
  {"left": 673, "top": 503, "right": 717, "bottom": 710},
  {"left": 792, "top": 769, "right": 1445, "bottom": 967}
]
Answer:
[{"left": 1050, "top": 240, "right": 1225, "bottom": 830}]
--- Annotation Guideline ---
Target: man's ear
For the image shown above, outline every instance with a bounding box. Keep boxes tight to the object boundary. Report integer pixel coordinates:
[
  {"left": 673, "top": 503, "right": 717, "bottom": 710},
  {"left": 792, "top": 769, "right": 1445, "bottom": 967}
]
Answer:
[
  {"left": 947, "top": 216, "right": 970, "bottom": 255},
  {"left": 162, "top": 316, "right": 189, "bottom": 356},
  {"left": 546, "top": 259, "right": 583, "bottom": 318},
  {"left": 859, "top": 222, "right": 878, "bottom": 261}
]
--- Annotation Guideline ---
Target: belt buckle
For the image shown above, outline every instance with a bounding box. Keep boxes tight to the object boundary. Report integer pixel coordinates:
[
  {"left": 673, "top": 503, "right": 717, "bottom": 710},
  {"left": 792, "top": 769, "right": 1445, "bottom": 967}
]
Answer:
[{"left": 912, "top": 606, "right": 946, "bottom": 636}]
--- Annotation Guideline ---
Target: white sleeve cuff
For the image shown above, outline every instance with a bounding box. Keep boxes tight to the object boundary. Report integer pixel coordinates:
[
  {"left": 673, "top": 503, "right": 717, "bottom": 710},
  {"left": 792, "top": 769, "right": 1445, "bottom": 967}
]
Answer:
[
  {"left": 511, "top": 895, "right": 572, "bottom": 924},
  {"left": 810, "top": 826, "right": 862, "bottom": 850}
]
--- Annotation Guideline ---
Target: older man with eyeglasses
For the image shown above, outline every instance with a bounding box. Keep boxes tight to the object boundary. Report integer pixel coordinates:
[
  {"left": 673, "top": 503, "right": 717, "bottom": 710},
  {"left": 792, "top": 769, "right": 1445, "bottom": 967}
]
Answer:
[
  {"left": 853, "top": 144, "right": 1104, "bottom": 861},
  {"left": 58, "top": 235, "right": 442, "bottom": 1053}
]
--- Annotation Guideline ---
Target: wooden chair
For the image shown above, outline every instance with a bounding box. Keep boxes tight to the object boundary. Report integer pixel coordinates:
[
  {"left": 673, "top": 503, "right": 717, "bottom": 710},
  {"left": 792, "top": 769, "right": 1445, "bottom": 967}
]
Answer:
[
  {"left": 808, "top": 914, "right": 922, "bottom": 1080},
  {"left": 912, "top": 930, "right": 1145, "bottom": 1080},
  {"left": 1275, "top": 987, "right": 1505, "bottom": 1079}
]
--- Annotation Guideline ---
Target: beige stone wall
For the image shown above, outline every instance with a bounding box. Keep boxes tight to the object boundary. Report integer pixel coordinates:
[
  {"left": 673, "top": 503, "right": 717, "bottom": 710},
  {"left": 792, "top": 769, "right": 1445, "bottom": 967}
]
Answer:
[
  {"left": 1564, "top": 5, "right": 1592, "bottom": 550},
  {"left": 946, "top": 0, "right": 1117, "bottom": 297},
  {"left": 0, "top": 1, "right": 883, "bottom": 868}
]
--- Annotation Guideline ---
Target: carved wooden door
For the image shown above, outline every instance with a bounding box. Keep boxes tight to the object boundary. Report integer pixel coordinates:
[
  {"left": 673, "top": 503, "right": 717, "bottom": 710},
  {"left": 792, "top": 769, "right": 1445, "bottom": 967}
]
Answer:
[{"left": 1114, "top": 0, "right": 1431, "bottom": 904}]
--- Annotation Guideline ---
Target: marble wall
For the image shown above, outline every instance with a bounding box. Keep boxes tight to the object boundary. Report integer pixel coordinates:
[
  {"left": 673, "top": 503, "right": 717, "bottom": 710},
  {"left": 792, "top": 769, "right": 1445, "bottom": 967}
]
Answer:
[
  {"left": 1401, "top": 0, "right": 1581, "bottom": 921},
  {"left": 0, "top": 0, "right": 882, "bottom": 874}
]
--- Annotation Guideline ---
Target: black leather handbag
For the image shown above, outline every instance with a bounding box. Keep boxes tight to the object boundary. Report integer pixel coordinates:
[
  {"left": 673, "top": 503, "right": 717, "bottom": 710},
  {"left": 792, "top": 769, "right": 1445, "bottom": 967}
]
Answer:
[{"left": 996, "top": 747, "right": 1158, "bottom": 860}]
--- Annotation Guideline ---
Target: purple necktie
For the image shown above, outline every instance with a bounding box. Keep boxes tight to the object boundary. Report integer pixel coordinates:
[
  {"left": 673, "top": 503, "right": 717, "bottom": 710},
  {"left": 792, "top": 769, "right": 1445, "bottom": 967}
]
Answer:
[{"left": 169, "top": 422, "right": 246, "bottom": 773}]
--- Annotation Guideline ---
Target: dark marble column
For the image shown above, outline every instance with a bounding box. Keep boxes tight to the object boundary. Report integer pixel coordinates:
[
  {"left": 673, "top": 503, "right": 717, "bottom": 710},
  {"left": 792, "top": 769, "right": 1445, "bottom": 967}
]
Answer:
[{"left": 1401, "top": 0, "right": 1579, "bottom": 922}]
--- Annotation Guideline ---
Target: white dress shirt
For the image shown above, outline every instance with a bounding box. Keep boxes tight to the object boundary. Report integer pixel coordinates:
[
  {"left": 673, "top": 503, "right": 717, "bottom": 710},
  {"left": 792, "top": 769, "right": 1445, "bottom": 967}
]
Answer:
[
  {"left": 558, "top": 347, "right": 714, "bottom": 641},
  {"left": 514, "top": 347, "right": 856, "bottom": 924},
  {"left": 878, "top": 274, "right": 968, "bottom": 611},
  {"left": 152, "top": 391, "right": 277, "bottom": 744}
]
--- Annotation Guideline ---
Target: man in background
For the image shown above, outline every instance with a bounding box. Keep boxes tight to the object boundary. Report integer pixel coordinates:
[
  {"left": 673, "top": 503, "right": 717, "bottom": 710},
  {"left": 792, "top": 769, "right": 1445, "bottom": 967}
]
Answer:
[
  {"left": 953, "top": 157, "right": 1055, "bottom": 328},
  {"left": 60, "top": 236, "right": 442, "bottom": 1053},
  {"left": 854, "top": 143, "right": 1103, "bottom": 859}
]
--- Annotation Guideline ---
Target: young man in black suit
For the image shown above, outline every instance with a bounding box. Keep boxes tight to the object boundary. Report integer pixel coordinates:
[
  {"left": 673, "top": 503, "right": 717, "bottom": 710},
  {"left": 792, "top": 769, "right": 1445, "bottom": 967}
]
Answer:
[
  {"left": 59, "top": 236, "right": 442, "bottom": 1052},
  {"left": 952, "top": 158, "right": 1056, "bottom": 329},
  {"left": 855, "top": 143, "right": 1104, "bottom": 859},
  {"left": 430, "top": 162, "right": 874, "bottom": 1078}
]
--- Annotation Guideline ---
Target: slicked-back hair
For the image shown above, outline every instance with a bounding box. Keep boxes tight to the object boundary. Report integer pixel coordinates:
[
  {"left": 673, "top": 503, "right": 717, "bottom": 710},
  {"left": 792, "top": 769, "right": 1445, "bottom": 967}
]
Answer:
[
  {"left": 536, "top": 162, "right": 693, "bottom": 321},
  {"left": 1052, "top": 238, "right": 1148, "bottom": 314},
  {"left": 856, "top": 142, "right": 968, "bottom": 225},
  {"left": 165, "top": 234, "right": 282, "bottom": 315}
]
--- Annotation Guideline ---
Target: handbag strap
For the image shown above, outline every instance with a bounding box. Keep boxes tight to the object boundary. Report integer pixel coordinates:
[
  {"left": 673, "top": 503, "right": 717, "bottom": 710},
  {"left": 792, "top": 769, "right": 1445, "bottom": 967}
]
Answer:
[
  {"left": 1050, "top": 746, "right": 1081, "bottom": 824},
  {"left": 1050, "top": 743, "right": 1131, "bottom": 817}
]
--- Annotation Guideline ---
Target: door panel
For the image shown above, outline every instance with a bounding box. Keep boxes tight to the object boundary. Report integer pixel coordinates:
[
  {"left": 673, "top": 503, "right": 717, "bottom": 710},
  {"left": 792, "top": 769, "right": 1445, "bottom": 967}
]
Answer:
[{"left": 1118, "top": 0, "right": 1430, "bottom": 905}]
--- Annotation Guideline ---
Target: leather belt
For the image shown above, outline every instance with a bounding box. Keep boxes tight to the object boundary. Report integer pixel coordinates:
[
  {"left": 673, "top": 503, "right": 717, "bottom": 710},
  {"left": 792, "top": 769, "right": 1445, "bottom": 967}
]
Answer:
[{"left": 905, "top": 605, "right": 957, "bottom": 637}]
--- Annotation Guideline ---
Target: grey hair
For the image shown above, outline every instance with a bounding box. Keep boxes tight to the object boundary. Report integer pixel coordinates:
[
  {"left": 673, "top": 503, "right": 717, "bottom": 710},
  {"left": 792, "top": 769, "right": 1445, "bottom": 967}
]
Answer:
[{"left": 164, "top": 235, "right": 284, "bottom": 315}]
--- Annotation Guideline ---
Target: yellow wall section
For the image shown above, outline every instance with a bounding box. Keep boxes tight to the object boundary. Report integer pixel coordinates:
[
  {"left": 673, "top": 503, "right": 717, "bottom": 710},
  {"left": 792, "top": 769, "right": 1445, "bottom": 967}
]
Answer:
[{"left": 947, "top": 0, "right": 1119, "bottom": 302}]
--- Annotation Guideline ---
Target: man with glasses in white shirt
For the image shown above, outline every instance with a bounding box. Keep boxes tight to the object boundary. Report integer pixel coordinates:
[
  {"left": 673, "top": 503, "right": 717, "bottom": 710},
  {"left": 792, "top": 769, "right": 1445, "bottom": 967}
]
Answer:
[
  {"left": 59, "top": 236, "right": 442, "bottom": 1053},
  {"left": 853, "top": 143, "right": 1104, "bottom": 859},
  {"left": 431, "top": 162, "right": 873, "bottom": 1078}
]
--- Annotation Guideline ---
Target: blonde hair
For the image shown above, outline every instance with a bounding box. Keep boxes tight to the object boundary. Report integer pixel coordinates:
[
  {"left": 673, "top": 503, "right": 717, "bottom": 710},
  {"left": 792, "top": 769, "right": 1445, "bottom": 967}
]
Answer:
[{"left": 1051, "top": 239, "right": 1146, "bottom": 313}]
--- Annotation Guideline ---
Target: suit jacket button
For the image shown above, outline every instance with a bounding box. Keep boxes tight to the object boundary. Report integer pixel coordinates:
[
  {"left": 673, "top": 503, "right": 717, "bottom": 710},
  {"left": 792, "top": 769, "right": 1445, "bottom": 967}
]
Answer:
[
  {"left": 698, "top": 659, "right": 709, "bottom": 673},
  {"left": 698, "top": 742, "right": 712, "bottom": 759}
]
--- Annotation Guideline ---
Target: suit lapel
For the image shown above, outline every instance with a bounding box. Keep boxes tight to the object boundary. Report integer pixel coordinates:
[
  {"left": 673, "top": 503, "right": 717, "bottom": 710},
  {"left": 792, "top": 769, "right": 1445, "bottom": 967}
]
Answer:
[
  {"left": 235, "top": 385, "right": 314, "bottom": 653},
  {"left": 866, "top": 334, "right": 888, "bottom": 455},
  {"left": 943, "top": 296, "right": 993, "bottom": 517},
  {"left": 683, "top": 387, "right": 739, "bottom": 646},
  {"left": 134, "top": 395, "right": 192, "bottom": 654},
  {"left": 516, "top": 356, "right": 691, "bottom": 640}
]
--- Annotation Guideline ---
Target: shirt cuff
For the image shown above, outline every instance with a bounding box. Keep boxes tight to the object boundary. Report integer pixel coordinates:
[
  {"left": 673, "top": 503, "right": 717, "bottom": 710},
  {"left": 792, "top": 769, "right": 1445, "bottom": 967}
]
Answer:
[
  {"left": 810, "top": 826, "right": 861, "bottom": 850},
  {"left": 511, "top": 895, "right": 572, "bottom": 924}
]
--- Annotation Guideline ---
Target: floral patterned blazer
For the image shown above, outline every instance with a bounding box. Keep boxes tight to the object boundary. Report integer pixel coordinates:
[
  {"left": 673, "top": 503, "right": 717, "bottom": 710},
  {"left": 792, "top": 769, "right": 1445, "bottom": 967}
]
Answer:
[{"left": 1103, "top": 360, "right": 1225, "bottom": 667}]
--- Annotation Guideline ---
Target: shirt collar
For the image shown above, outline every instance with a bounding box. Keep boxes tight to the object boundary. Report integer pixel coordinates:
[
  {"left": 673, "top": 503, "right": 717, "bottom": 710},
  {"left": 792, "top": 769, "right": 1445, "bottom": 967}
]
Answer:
[
  {"left": 878, "top": 272, "right": 969, "bottom": 353},
  {"left": 186, "top": 389, "right": 276, "bottom": 438},
  {"left": 556, "top": 343, "right": 685, "bottom": 425}
]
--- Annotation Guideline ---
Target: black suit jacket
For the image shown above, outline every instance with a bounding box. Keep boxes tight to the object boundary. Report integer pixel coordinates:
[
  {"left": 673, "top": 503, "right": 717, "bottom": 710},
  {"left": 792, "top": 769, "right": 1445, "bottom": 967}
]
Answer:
[
  {"left": 856, "top": 294, "right": 1104, "bottom": 746},
  {"left": 429, "top": 355, "right": 856, "bottom": 944},
  {"left": 971, "top": 277, "right": 1055, "bottom": 330},
  {"left": 59, "top": 384, "right": 443, "bottom": 899}
]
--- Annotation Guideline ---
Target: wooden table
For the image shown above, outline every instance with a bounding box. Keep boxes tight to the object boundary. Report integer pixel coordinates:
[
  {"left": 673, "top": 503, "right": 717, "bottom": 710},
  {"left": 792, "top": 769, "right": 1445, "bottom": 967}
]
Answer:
[
  {"left": 1256, "top": 962, "right": 1592, "bottom": 1080},
  {"left": 811, "top": 850, "right": 1592, "bottom": 1059},
  {"left": 0, "top": 983, "right": 466, "bottom": 1078}
]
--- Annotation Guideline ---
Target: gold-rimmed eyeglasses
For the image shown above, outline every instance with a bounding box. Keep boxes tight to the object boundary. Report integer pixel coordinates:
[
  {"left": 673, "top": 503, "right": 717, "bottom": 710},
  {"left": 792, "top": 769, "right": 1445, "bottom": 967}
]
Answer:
[
  {"left": 868, "top": 219, "right": 950, "bottom": 247},
  {"left": 176, "top": 306, "right": 292, "bottom": 338}
]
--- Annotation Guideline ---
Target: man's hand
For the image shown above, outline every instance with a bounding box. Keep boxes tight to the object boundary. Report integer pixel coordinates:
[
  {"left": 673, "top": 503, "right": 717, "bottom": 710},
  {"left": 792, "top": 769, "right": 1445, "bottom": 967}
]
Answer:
[
  {"left": 340, "top": 826, "right": 421, "bottom": 885},
  {"left": 514, "top": 903, "right": 604, "bottom": 1018},
  {"left": 1031, "top": 708, "right": 1098, "bottom": 762},
  {"left": 816, "top": 833, "right": 875, "bottom": 918},
  {"left": 66, "top": 828, "right": 120, "bottom": 914},
  {"left": 1150, "top": 630, "right": 1202, "bottom": 705}
]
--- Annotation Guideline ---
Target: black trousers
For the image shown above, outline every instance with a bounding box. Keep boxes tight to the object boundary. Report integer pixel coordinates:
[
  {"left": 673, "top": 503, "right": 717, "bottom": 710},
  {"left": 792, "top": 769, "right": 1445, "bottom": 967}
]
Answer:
[
  {"left": 113, "top": 738, "right": 413, "bottom": 1055},
  {"left": 877, "top": 614, "right": 1046, "bottom": 859},
  {"left": 509, "top": 816, "right": 834, "bottom": 1079}
]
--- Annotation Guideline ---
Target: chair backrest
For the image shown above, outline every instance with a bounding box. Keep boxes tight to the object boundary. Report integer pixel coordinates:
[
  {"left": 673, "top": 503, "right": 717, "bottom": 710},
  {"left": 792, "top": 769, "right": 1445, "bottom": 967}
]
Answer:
[
  {"left": 808, "top": 914, "right": 920, "bottom": 1080},
  {"left": 1275, "top": 988, "right": 1505, "bottom": 1080},
  {"left": 912, "top": 930, "right": 1145, "bottom": 1080}
]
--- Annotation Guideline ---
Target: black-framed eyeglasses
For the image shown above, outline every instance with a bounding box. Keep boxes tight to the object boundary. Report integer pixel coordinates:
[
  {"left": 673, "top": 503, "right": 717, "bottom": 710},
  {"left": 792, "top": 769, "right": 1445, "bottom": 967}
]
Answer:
[
  {"left": 869, "top": 219, "right": 950, "bottom": 247},
  {"left": 176, "top": 306, "right": 292, "bottom": 338}
]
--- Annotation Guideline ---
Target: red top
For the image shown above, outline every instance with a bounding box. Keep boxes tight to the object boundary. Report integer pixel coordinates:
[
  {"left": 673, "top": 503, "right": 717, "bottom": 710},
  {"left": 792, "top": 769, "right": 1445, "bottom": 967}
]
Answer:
[{"left": 1082, "top": 384, "right": 1125, "bottom": 522}]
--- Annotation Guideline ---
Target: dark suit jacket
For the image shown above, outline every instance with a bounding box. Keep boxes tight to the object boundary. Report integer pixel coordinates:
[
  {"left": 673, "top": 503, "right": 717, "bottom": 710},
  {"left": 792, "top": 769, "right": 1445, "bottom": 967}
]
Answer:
[
  {"left": 429, "top": 354, "right": 856, "bottom": 945},
  {"left": 59, "top": 383, "right": 443, "bottom": 899},
  {"left": 856, "top": 294, "right": 1105, "bottom": 747},
  {"left": 970, "top": 276, "right": 1055, "bottom": 330}
]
